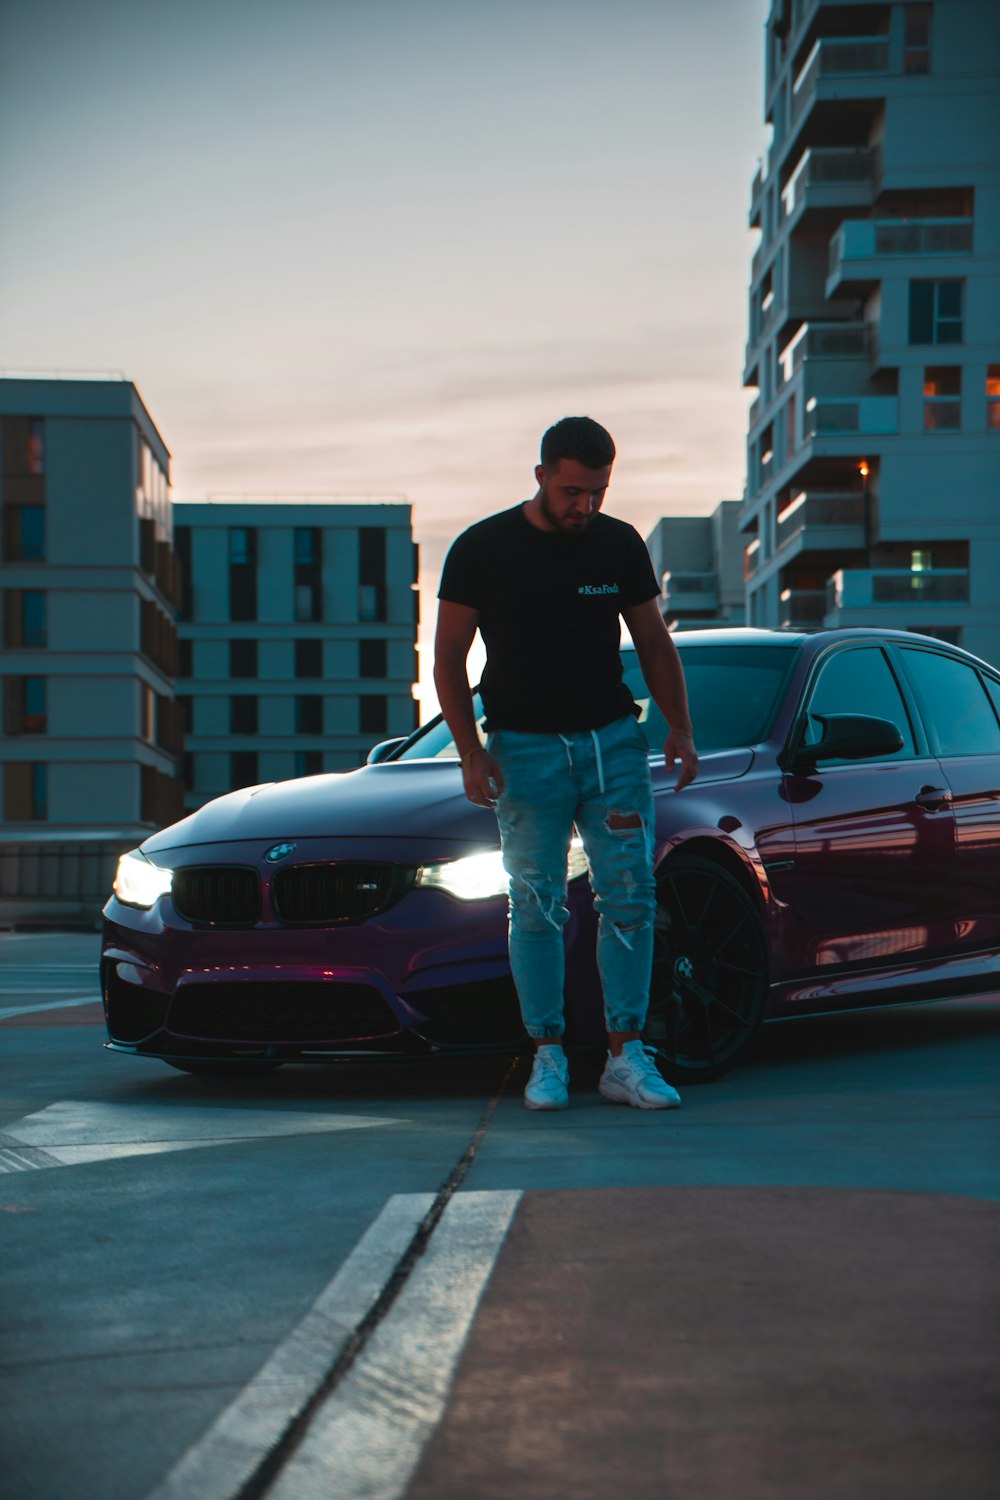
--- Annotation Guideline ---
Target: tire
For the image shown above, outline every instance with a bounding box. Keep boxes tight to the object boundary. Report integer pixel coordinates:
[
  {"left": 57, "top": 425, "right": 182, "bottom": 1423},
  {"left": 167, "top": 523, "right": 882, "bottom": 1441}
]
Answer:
[
  {"left": 645, "top": 853, "right": 769, "bottom": 1083},
  {"left": 164, "top": 1060, "right": 284, "bottom": 1077}
]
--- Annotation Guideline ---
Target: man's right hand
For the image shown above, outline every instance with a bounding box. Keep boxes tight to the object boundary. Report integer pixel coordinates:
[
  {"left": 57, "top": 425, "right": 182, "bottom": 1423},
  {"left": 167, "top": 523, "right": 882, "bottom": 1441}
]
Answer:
[{"left": 461, "top": 747, "right": 505, "bottom": 808}]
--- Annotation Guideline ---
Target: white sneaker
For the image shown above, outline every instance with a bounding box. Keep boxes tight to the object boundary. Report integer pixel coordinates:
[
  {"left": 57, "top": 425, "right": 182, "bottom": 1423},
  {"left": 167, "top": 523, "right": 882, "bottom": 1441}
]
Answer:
[
  {"left": 598, "top": 1041, "right": 681, "bottom": 1111},
  {"left": 524, "top": 1045, "right": 570, "bottom": 1111}
]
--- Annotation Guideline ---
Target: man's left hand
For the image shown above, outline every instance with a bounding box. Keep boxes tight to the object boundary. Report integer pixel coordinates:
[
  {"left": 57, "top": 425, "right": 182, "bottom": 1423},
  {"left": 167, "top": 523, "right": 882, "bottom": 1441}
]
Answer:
[{"left": 664, "top": 730, "right": 698, "bottom": 791}]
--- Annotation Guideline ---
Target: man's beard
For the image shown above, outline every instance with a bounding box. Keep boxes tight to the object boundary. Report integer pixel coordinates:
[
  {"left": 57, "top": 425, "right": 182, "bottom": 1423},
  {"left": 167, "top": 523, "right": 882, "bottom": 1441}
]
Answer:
[{"left": 539, "top": 483, "right": 595, "bottom": 535}]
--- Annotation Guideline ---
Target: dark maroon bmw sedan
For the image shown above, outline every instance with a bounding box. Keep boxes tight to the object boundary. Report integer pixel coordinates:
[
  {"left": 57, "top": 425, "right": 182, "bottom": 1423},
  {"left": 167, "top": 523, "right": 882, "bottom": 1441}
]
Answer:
[{"left": 102, "top": 628, "right": 1000, "bottom": 1082}]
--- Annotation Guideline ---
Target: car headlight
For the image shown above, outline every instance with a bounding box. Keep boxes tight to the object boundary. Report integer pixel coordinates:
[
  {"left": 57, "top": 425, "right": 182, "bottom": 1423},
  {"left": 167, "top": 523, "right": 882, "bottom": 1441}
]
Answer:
[
  {"left": 113, "top": 849, "right": 173, "bottom": 909},
  {"left": 416, "top": 837, "right": 589, "bottom": 902}
]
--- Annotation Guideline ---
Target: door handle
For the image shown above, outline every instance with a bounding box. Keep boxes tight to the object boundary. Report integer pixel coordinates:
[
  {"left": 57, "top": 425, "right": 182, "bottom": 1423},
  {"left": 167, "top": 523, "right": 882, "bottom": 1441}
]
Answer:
[{"left": 915, "top": 786, "right": 953, "bottom": 810}]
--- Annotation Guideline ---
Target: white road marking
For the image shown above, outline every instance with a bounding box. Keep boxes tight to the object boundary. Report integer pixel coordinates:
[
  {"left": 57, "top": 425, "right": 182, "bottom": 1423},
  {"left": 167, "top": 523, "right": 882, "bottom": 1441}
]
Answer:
[
  {"left": 0, "top": 1100, "right": 401, "bottom": 1174},
  {"left": 268, "top": 1189, "right": 522, "bottom": 1500},
  {"left": 0, "top": 995, "right": 99, "bottom": 1019},
  {"left": 144, "top": 1194, "right": 435, "bottom": 1500}
]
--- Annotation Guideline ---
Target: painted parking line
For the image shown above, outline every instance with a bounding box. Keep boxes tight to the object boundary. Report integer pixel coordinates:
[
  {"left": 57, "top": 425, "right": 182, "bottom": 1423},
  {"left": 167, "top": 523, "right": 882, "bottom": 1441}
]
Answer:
[
  {"left": 0, "top": 1100, "right": 402, "bottom": 1174},
  {"left": 0, "top": 995, "right": 99, "bottom": 1020},
  {"left": 144, "top": 1194, "right": 435, "bottom": 1500},
  {"left": 143, "top": 1190, "right": 520, "bottom": 1500},
  {"left": 267, "top": 1190, "right": 522, "bottom": 1500}
]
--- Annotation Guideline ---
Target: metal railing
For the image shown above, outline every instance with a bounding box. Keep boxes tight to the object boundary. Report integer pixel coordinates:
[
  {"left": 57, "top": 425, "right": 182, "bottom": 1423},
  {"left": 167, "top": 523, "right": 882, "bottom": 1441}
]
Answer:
[
  {"left": 827, "top": 569, "right": 970, "bottom": 612},
  {"left": 792, "top": 37, "right": 890, "bottom": 125},
  {"left": 776, "top": 493, "right": 866, "bottom": 549}
]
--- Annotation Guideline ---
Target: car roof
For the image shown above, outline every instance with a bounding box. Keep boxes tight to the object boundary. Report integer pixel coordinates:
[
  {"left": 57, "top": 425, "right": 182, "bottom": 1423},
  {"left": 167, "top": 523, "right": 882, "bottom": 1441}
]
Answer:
[{"left": 621, "top": 626, "right": 995, "bottom": 675}]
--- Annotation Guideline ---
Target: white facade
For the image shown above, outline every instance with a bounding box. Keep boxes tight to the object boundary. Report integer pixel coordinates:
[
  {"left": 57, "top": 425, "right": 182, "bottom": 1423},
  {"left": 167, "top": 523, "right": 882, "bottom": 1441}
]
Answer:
[
  {"left": 743, "top": 0, "right": 1000, "bottom": 665},
  {"left": 175, "top": 499, "right": 418, "bottom": 810},
  {"left": 0, "top": 377, "right": 182, "bottom": 836},
  {"left": 646, "top": 501, "right": 746, "bottom": 630}
]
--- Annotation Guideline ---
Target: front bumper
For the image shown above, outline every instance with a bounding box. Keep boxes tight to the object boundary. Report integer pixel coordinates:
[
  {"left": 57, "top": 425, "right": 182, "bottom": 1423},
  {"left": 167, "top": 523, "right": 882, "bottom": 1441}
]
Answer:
[{"left": 101, "top": 842, "right": 602, "bottom": 1062}]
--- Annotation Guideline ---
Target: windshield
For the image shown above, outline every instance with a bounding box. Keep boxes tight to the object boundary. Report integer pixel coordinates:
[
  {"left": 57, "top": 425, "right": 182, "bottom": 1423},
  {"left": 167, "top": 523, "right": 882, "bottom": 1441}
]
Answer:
[{"left": 395, "top": 642, "right": 799, "bottom": 759}]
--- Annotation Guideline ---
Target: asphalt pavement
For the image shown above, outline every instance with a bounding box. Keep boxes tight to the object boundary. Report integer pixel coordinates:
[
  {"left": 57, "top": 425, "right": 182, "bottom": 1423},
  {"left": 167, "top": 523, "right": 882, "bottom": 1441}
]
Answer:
[{"left": 1, "top": 933, "right": 998, "bottom": 1500}]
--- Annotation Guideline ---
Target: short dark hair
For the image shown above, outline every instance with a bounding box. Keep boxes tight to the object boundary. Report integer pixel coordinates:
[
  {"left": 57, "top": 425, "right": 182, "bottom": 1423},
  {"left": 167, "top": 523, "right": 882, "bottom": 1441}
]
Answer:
[{"left": 540, "top": 416, "right": 616, "bottom": 470}]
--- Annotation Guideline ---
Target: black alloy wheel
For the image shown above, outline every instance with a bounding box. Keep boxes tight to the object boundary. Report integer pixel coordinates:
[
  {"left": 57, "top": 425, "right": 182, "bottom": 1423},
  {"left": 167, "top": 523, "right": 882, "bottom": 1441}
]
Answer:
[{"left": 645, "top": 853, "right": 769, "bottom": 1083}]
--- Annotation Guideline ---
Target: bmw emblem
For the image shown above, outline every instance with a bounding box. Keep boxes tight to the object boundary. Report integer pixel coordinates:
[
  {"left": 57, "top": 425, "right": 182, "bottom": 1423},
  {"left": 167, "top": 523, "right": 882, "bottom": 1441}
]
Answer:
[{"left": 264, "top": 842, "right": 297, "bottom": 864}]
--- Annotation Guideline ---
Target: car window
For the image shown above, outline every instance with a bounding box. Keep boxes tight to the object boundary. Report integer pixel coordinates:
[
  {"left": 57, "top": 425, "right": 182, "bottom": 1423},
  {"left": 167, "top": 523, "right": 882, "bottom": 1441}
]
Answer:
[
  {"left": 393, "top": 643, "right": 798, "bottom": 760},
  {"left": 802, "top": 647, "right": 915, "bottom": 758},
  {"left": 900, "top": 648, "right": 1000, "bottom": 757},
  {"left": 624, "top": 644, "right": 797, "bottom": 753}
]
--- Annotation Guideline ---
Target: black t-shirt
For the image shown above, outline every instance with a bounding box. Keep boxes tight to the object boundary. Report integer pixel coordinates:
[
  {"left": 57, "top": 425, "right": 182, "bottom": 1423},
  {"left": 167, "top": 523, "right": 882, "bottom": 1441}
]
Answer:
[{"left": 438, "top": 504, "right": 659, "bottom": 732}]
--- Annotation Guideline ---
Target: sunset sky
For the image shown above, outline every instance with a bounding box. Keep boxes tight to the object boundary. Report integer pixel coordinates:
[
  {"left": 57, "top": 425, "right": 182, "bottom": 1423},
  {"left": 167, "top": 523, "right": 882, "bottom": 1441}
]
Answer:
[{"left": 0, "top": 0, "right": 770, "bottom": 711}]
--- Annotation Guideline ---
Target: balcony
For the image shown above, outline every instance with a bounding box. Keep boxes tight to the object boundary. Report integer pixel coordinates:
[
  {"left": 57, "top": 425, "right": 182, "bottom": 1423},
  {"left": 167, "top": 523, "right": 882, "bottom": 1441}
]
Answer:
[
  {"left": 663, "top": 571, "right": 719, "bottom": 614},
  {"left": 781, "top": 147, "right": 878, "bottom": 226},
  {"left": 803, "top": 395, "right": 898, "bottom": 439},
  {"left": 776, "top": 492, "right": 867, "bottom": 556},
  {"left": 780, "top": 587, "right": 827, "bottom": 627},
  {"left": 788, "top": 321, "right": 870, "bottom": 377},
  {"left": 791, "top": 36, "right": 890, "bottom": 129},
  {"left": 744, "top": 538, "right": 761, "bottom": 580},
  {"left": 827, "top": 218, "right": 974, "bottom": 294},
  {"left": 826, "top": 568, "right": 970, "bottom": 615}
]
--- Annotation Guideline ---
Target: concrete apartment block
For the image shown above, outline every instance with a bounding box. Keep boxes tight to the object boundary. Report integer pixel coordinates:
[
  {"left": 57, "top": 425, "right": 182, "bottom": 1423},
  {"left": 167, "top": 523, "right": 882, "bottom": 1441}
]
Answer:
[
  {"left": 0, "top": 376, "right": 182, "bottom": 922},
  {"left": 742, "top": 0, "right": 1000, "bottom": 665},
  {"left": 646, "top": 501, "right": 747, "bottom": 630},
  {"left": 174, "top": 499, "right": 418, "bottom": 811}
]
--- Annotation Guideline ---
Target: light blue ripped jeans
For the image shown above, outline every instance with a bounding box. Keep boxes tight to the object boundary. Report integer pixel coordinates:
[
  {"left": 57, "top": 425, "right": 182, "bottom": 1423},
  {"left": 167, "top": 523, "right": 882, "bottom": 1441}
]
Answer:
[{"left": 486, "top": 715, "right": 656, "bottom": 1039}]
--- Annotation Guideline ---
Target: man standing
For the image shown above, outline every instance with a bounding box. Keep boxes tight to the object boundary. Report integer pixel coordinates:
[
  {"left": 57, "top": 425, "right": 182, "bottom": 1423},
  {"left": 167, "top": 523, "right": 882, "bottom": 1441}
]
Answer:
[{"left": 434, "top": 417, "right": 698, "bottom": 1111}]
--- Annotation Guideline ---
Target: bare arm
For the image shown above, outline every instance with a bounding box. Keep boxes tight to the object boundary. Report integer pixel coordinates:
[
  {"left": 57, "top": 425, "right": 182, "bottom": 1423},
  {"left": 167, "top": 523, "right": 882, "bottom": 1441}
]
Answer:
[
  {"left": 433, "top": 599, "right": 505, "bottom": 806},
  {"left": 621, "top": 598, "right": 698, "bottom": 790}
]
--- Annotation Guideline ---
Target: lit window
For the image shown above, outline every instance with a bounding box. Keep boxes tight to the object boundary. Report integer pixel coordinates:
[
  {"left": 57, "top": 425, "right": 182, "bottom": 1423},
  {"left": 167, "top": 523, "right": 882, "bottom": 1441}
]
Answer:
[
  {"left": 923, "top": 367, "right": 961, "bottom": 432},
  {"left": 987, "top": 366, "right": 1000, "bottom": 431}
]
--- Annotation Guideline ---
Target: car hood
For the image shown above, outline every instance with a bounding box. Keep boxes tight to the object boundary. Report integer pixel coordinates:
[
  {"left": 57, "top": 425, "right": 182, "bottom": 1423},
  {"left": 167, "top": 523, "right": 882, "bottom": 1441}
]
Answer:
[
  {"left": 142, "top": 762, "right": 502, "bottom": 851},
  {"left": 142, "top": 748, "right": 757, "bottom": 854}
]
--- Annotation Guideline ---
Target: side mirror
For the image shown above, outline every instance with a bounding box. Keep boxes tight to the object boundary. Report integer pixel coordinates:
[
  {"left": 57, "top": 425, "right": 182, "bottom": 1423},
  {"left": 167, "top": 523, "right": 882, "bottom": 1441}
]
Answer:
[
  {"left": 366, "top": 737, "right": 407, "bottom": 765},
  {"left": 789, "top": 713, "right": 905, "bottom": 771}
]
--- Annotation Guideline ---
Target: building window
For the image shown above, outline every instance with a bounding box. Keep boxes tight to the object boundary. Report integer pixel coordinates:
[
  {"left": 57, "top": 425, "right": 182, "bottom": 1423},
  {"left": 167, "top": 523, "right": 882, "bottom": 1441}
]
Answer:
[
  {"left": 903, "top": 2, "right": 932, "bottom": 74},
  {"left": 295, "top": 638, "right": 323, "bottom": 677},
  {"left": 230, "top": 639, "right": 258, "bottom": 678},
  {"left": 182, "top": 751, "right": 195, "bottom": 790},
  {"left": 3, "top": 676, "right": 47, "bottom": 734},
  {"left": 359, "top": 526, "right": 387, "bottom": 621},
  {"left": 987, "top": 366, "right": 1000, "bottom": 430},
  {"left": 174, "top": 524, "right": 193, "bottom": 620},
  {"left": 179, "top": 637, "right": 193, "bottom": 678},
  {"left": 908, "top": 280, "right": 962, "bottom": 344},
  {"left": 228, "top": 528, "right": 257, "bottom": 621},
  {"left": 3, "top": 506, "right": 45, "bottom": 562},
  {"left": 4, "top": 590, "right": 47, "bottom": 648},
  {"left": 294, "top": 750, "right": 324, "bottom": 777},
  {"left": 294, "top": 527, "right": 323, "bottom": 623},
  {"left": 230, "top": 750, "right": 258, "bottom": 789},
  {"left": 230, "top": 695, "right": 258, "bottom": 734},
  {"left": 4, "top": 762, "right": 47, "bottom": 821},
  {"left": 295, "top": 695, "right": 323, "bottom": 734},
  {"left": 924, "top": 367, "right": 961, "bottom": 431},
  {"left": 360, "top": 638, "right": 388, "bottom": 678},
  {"left": 360, "top": 694, "right": 388, "bottom": 736},
  {"left": 177, "top": 694, "right": 193, "bottom": 734},
  {"left": 294, "top": 527, "right": 320, "bottom": 565},
  {"left": 142, "top": 684, "right": 155, "bottom": 743}
]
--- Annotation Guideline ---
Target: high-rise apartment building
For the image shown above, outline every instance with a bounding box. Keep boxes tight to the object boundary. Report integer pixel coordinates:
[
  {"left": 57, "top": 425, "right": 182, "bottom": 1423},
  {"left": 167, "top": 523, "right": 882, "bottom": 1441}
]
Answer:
[
  {"left": 742, "top": 0, "right": 1000, "bottom": 663},
  {"left": 0, "top": 377, "right": 182, "bottom": 834},
  {"left": 174, "top": 499, "right": 418, "bottom": 810},
  {"left": 646, "top": 502, "right": 746, "bottom": 630}
]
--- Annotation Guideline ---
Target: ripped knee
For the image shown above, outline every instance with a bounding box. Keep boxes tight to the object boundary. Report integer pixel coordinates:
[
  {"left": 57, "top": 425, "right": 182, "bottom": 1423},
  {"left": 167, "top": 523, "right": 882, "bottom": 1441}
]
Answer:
[{"left": 605, "top": 808, "right": 644, "bottom": 834}]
